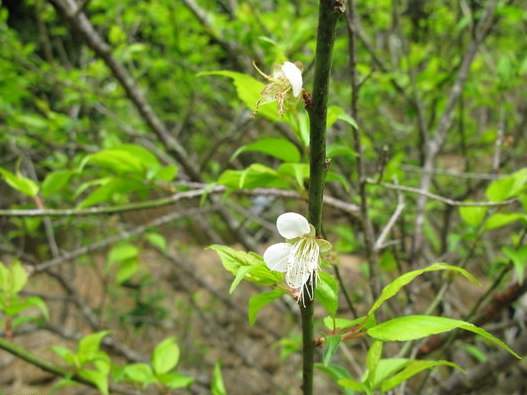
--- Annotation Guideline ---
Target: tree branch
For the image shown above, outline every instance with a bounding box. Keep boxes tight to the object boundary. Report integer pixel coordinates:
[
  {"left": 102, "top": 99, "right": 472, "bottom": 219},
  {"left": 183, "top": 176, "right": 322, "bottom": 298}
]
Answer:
[{"left": 303, "top": 2, "right": 343, "bottom": 394}]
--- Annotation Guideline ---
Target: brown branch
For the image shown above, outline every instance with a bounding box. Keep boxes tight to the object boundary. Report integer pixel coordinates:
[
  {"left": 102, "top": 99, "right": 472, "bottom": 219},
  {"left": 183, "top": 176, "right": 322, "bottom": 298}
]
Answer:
[
  {"left": 47, "top": 0, "right": 201, "bottom": 181},
  {"left": 434, "top": 333, "right": 527, "bottom": 395},
  {"left": 0, "top": 186, "right": 360, "bottom": 218},
  {"left": 412, "top": 0, "right": 499, "bottom": 260}
]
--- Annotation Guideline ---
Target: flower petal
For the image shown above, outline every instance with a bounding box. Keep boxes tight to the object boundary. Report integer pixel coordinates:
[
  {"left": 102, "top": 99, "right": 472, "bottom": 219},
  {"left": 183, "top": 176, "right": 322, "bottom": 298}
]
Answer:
[
  {"left": 276, "top": 212, "right": 310, "bottom": 239},
  {"left": 263, "top": 243, "right": 291, "bottom": 272},
  {"left": 281, "top": 61, "right": 303, "bottom": 97}
]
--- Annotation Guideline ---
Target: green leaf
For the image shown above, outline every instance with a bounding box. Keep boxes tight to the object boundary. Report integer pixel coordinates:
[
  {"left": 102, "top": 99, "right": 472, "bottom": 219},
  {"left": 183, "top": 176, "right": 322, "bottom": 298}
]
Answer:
[
  {"left": 327, "top": 144, "right": 357, "bottom": 160},
  {"left": 80, "top": 369, "right": 108, "bottom": 395},
  {"left": 158, "top": 372, "right": 193, "bottom": 389},
  {"left": 108, "top": 244, "right": 139, "bottom": 264},
  {"left": 145, "top": 233, "right": 167, "bottom": 251},
  {"left": 459, "top": 206, "right": 488, "bottom": 226},
  {"left": 123, "top": 363, "right": 156, "bottom": 385},
  {"left": 367, "top": 263, "right": 477, "bottom": 317},
  {"left": 315, "top": 272, "right": 339, "bottom": 316},
  {"left": 338, "top": 377, "right": 368, "bottom": 392},
  {"left": 152, "top": 337, "right": 180, "bottom": 375},
  {"left": 380, "top": 360, "right": 461, "bottom": 392},
  {"left": 5, "top": 296, "right": 49, "bottom": 320},
  {"left": 208, "top": 245, "right": 281, "bottom": 286},
  {"left": 78, "top": 331, "right": 109, "bottom": 359},
  {"left": 42, "top": 170, "right": 75, "bottom": 197},
  {"left": 366, "top": 341, "right": 383, "bottom": 386},
  {"left": 367, "top": 315, "right": 521, "bottom": 358},
  {"left": 315, "top": 363, "right": 355, "bottom": 395},
  {"left": 116, "top": 259, "right": 139, "bottom": 284},
  {"left": 485, "top": 213, "right": 527, "bottom": 230},
  {"left": 370, "top": 358, "right": 410, "bottom": 388},
  {"left": 233, "top": 137, "right": 301, "bottom": 163},
  {"left": 503, "top": 245, "right": 527, "bottom": 283},
  {"left": 0, "top": 167, "right": 39, "bottom": 197},
  {"left": 278, "top": 163, "right": 309, "bottom": 190},
  {"left": 229, "top": 265, "right": 255, "bottom": 294},
  {"left": 327, "top": 106, "right": 359, "bottom": 130},
  {"left": 248, "top": 289, "right": 285, "bottom": 326},
  {"left": 217, "top": 164, "right": 287, "bottom": 190},
  {"left": 200, "top": 71, "right": 280, "bottom": 121},
  {"left": 82, "top": 145, "right": 160, "bottom": 175},
  {"left": 10, "top": 261, "right": 28, "bottom": 294},
  {"left": 486, "top": 168, "right": 527, "bottom": 201},
  {"left": 322, "top": 335, "right": 341, "bottom": 367},
  {"left": 211, "top": 362, "right": 228, "bottom": 395}
]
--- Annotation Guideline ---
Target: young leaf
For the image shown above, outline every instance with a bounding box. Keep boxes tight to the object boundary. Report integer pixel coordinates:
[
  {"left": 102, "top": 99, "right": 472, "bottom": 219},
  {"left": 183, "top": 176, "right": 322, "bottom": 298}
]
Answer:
[
  {"left": 211, "top": 362, "right": 228, "bottom": 395},
  {"left": 152, "top": 337, "right": 180, "bottom": 375},
  {"left": 0, "top": 167, "right": 39, "bottom": 197},
  {"left": 248, "top": 289, "right": 285, "bottom": 326},
  {"left": 9, "top": 261, "right": 28, "bottom": 294},
  {"left": 158, "top": 372, "right": 193, "bottom": 389},
  {"left": 145, "top": 233, "right": 167, "bottom": 251},
  {"left": 367, "top": 315, "right": 520, "bottom": 358},
  {"left": 485, "top": 213, "right": 527, "bottom": 230},
  {"left": 322, "top": 335, "right": 341, "bottom": 367},
  {"left": 233, "top": 137, "right": 301, "bottom": 163},
  {"left": 108, "top": 244, "right": 139, "bottom": 264},
  {"left": 366, "top": 341, "right": 383, "bottom": 386},
  {"left": 116, "top": 259, "right": 139, "bottom": 284},
  {"left": 78, "top": 331, "right": 109, "bottom": 359},
  {"left": 42, "top": 170, "right": 75, "bottom": 197},
  {"left": 502, "top": 245, "right": 527, "bottom": 283},
  {"left": 380, "top": 360, "right": 461, "bottom": 392},
  {"left": 200, "top": 71, "right": 280, "bottom": 121},
  {"left": 123, "top": 363, "right": 156, "bottom": 385},
  {"left": 338, "top": 377, "right": 368, "bottom": 392},
  {"left": 229, "top": 265, "right": 255, "bottom": 294},
  {"left": 459, "top": 206, "right": 487, "bottom": 226},
  {"left": 80, "top": 369, "right": 108, "bottom": 395},
  {"left": 315, "top": 363, "right": 355, "bottom": 395},
  {"left": 367, "top": 263, "right": 477, "bottom": 317},
  {"left": 315, "top": 272, "right": 339, "bottom": 316}
]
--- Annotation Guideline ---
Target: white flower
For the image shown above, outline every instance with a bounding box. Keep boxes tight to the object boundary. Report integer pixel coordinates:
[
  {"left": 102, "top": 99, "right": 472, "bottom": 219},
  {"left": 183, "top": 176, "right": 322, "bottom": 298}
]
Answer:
[
  {"left": 254, "top": 61, "right": 303, "bottom": 115},
  {"left": 280, "top": 61, "right": 303, "bottom": 98},
  {"left": 263, "top": 212, "right": 320, "bottom": 304}
]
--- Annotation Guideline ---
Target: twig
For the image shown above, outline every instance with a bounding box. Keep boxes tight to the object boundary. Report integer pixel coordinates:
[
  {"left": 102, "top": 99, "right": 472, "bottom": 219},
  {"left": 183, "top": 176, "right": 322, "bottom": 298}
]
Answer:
[
  {"left": 374, "top": 190, "right": 405, "bottom": 251},
  {"left": 0, "top": 186, "right": 360, "bottom": 217},
  {"left": 412, "top": 0, "right": 499, "bottom": 259},
  {"left": 371, "top": 180, "right": 516, "bottom": 207},
  {"left": 347, "top": 0, "right": 379, "bottom": 299},
  {"left": 30, "top": 206, "right": 218, "bottom": 273},
  {"left": 434, "top": 334, "right": 527, "bottom": 395}
]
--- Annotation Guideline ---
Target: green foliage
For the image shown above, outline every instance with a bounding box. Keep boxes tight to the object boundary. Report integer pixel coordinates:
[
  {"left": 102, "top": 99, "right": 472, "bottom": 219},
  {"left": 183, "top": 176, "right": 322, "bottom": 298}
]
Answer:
[
  {"left": 211, "top": 362, "right": 228, "bottom": 395},
  {"left": 367, "top": 263, "right": 477, "bottom": 318},
  {"left": 53, "top": 331, "right": 111, "bottom": 395},
  {"left": 248, "top": 289, "right": 285, "bottom": 326},
  {"left": 367, "top": 315, "right": 520, "bottom": 358},
  {"left": 0, "top": 167, "right": 39, "bottom": 197},
  {"left": 0, "top": 261, "right": 48, "bottom": 322},
  {"left": 233, "top": 137, "right": 301, "bottom": 163},
  {"left": 122, "top": 337, "right": 192, "bottom": 390}
]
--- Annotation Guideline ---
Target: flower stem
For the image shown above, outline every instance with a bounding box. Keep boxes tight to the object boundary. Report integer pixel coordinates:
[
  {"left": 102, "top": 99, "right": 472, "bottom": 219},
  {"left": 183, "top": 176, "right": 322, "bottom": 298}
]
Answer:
[{"left": 302, "top": 1, "right": 342, "bottom": 394}]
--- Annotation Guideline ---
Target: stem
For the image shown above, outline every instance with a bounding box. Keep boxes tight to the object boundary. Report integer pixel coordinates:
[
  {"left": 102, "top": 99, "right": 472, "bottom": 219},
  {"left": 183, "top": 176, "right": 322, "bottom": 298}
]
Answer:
[{"left": 303, "top": 1, "right": 342, "bottom": 394}]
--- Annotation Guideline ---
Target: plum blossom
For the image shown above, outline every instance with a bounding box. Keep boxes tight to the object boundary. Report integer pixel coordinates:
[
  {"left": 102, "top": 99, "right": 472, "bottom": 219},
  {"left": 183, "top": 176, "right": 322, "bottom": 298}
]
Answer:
[
  {"left": 263, "top": 212, "right": 328, "bottom": 304},
  {"left": 254, "top": 61, "right": 303, "bottom": 115}
]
